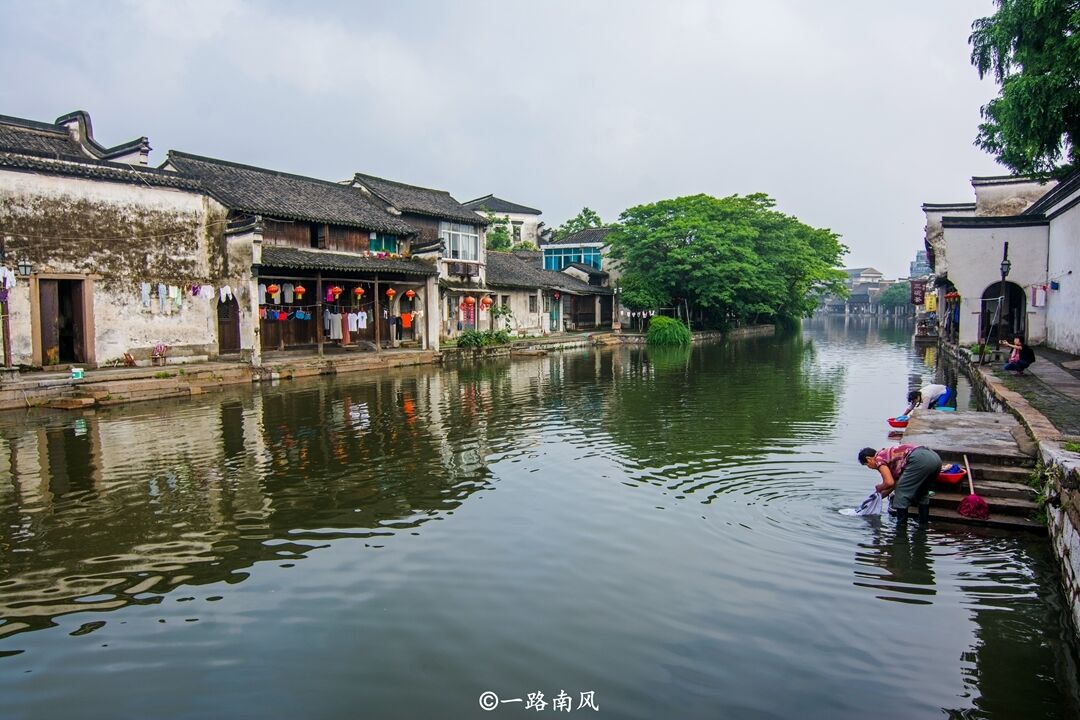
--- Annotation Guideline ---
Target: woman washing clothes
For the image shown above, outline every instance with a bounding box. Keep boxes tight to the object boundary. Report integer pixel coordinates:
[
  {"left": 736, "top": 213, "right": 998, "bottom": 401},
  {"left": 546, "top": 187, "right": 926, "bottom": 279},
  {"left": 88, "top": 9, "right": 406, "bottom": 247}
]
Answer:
[
  {"left": 1000, "top": 336, "right": 1036, "bottom": 375},
  {"left": 857, "top": 444, "right": 943, "bottom": 525}
]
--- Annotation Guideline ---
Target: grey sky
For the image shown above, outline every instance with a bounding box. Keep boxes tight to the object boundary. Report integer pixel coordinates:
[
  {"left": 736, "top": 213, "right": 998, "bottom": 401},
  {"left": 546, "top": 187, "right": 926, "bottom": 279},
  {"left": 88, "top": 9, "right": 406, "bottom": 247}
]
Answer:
[{"left": 1, "top": 0, "right": 1002, "bottom": 278}]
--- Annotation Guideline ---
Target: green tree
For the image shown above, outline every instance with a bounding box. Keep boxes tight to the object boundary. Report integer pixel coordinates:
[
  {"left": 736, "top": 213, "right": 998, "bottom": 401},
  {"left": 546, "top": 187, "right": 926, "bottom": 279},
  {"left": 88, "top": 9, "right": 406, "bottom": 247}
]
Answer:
[
  {"left": 970, "top": 0, "right": 1080, "bottom": 174},
  {"left": 878, "top": 282, "right": 912, "bottom": 309},
  {"left": 486, "top": 213, "right": 512, "bottom": 251},
  {"left": 510, "top": 240, "right": 538, "bottom": 251},
  {"left": 552, "top": 207, "right": 602, "bottom": 241},
  {"left": 607, "top": 194, "right": 847, "bottom": 325}
]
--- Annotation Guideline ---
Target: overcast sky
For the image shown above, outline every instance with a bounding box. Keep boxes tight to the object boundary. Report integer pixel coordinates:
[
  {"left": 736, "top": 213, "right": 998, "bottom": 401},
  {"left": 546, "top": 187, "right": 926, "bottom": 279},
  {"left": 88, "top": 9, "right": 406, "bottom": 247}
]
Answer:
[{"left": 1, "top": 0, "right": 1004, "bottom": 278}]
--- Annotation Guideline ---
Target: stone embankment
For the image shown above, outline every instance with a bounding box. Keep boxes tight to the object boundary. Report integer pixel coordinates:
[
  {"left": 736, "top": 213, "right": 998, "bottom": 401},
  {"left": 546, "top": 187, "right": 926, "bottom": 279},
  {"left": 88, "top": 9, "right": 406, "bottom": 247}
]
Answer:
[
  {"left": 0, "top": 324, "right": 777, "bottom": 410},
  {"left": 940, "top": 341, "right": 1080, "bottom": 636}
]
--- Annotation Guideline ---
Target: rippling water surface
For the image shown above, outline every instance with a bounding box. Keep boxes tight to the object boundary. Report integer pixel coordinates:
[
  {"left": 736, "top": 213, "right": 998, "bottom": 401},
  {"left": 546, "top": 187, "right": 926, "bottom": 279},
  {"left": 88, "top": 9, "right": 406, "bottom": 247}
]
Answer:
[{"left": 1, "top": 316, "right": 1078, "bottom": 719}]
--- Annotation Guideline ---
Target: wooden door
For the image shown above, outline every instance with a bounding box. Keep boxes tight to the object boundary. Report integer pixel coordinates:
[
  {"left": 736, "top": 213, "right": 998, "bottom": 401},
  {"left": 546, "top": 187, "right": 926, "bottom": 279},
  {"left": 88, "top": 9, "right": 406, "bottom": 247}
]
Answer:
[
  {"left": 39, "top": 279, "right": 60, "bottom": 365},
  {"left": 67, "top": 280, "right": 86, "bottom": 363},
  {"left": 218, "top": 297, "right": 241, "bottom": 353}
]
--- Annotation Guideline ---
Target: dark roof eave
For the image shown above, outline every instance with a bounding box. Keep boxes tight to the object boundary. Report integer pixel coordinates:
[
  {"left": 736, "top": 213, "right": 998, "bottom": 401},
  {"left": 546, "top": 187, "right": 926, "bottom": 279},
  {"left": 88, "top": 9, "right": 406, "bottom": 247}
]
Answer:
[{"left": 942, "top": 215, "right": 1048, "bottom": 229}]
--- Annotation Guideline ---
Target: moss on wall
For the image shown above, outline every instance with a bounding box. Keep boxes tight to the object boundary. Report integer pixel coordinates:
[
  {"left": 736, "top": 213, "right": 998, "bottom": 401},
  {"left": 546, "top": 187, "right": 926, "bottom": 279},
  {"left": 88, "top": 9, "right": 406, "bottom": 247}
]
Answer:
[{"left": 0, "top": 193, "right": 226, "bottom": 287}]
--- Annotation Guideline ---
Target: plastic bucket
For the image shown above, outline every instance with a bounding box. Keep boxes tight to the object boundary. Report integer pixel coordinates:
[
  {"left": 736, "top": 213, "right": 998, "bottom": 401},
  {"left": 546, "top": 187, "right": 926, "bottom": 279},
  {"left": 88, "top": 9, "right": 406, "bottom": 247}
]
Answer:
[{"left": 70, "top": 367, "right": 84, "bottom": 380}]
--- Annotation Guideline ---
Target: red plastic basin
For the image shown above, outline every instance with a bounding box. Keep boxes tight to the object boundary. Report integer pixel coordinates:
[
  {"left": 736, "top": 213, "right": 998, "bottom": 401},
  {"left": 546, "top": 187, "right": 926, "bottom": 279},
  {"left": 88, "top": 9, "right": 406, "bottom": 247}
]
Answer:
[
  {"left": 887, "top": 418, "right": 909, "bottom": 428},
  {"left": 937, "top": 470, "right": 967, "bottom": 484}
]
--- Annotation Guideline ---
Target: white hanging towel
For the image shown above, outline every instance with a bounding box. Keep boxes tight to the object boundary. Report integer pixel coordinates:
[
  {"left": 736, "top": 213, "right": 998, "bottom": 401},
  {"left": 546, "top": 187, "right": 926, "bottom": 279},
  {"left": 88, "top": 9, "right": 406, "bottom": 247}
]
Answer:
[
  {"left": 258, "top": 283, "right": 267, "bottom": 305},
  {"left": 283, "top": 283, "right": 294, "bottom": 304}
]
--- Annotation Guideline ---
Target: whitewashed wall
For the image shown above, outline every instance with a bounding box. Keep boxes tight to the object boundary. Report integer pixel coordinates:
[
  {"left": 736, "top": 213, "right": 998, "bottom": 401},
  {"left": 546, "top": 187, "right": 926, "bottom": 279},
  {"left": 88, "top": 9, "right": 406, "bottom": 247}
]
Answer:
[
  {"left": 0, "top": 169, "right": 229, "bottom": 366},
  {"left": 943, "top": 223, "right": 1048, "bottom": 346}
]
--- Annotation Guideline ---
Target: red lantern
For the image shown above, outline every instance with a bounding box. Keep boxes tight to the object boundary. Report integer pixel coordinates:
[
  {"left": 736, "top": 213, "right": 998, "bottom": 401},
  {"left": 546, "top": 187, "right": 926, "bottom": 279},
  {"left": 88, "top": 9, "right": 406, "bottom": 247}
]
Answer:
[
  {"left": 386, "top": 288, "right": 396, "bottom": 298},
  {"left": 294, "top": 284, "right": 306, "bottom": 299},
  {"left": 464, "top": 296, "right": 476, "bottom": 305},
  {"left": 553, "top": 292, "right": 561, "bottom": 300},
  {"left": 331, "top": 286, "right": 343, "bottom": 299},
  {"left": 405, "top": 289, "right": 415, "bottom": 300},
  {"left": 480, "top": 296, "right": 492, "bottom": 308},
  {"left": 353, "top": 286, "right": 365, "bottom": 297},
  {"left": 266, "top": 283, "right": 281, "bottom": 295}
]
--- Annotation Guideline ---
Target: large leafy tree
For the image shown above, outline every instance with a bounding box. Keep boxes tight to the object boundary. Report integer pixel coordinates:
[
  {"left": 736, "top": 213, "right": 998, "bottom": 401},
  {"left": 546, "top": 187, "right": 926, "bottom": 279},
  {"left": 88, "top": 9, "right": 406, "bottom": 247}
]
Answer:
[
  {"left": 485, "top": 213, "right": 512, "bottom": 251},
  {"left": 552, "top": 207, "right": 602, "bottom": 241},
  {"left": 878, "top": 281, "right": 912, "bottom": 309},
  {"left": 606, "top": 194, "right": 847, "bottom": 323},
  {"left": 970, "top": 0, "right": 1080, "bottom": 174}
]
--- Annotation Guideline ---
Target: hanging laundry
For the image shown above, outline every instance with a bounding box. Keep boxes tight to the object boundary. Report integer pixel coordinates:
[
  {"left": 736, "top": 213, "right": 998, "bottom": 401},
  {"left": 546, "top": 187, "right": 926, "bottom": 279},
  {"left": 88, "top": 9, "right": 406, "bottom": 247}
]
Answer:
[
  {"left": 283, "top": 283, "right": 294, "bottom": 304},
  {"left": 326, "top": 286, "right": 336, "bottom": 303},
  {"left": 140, "top": 283, "right": 152, "bottom": 308},
  {"left": 259, "top": 308, "right": 267, "bottom": 320},
  {"left": 347, "top": 312, "right": 359, "bottom": 333},
  {"left": 358, "top": 310, "right": 368, "bottom": 330},
  {"left": 324, "top": 308, "right": 332, "bottom": 332},
  {"left": 169, "top": 286, "right": 182, "bottom": 309},
  {"left": 258, "top": 283, "right": 267, "bottom": 305},
  {"left": 328, "top": 313, "right": 343, "bottom": 340},
  {"left": 341, "top": 314, "right": 351, "bottom": 345},
  {"left": 401, "top": 312, "right": 413, "bottom": 330},
  {"left": 199, "top": 284, "right": 214, "bottom": 300},
  {"left": 157, "top": 283, "right": 167, "bottom": 313}
]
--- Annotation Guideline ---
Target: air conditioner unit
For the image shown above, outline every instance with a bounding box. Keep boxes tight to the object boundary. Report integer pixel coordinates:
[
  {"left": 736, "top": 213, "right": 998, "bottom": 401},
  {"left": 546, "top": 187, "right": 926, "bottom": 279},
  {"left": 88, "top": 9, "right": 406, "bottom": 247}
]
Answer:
[{"left": 447, "top": 261, "right": 478, "bottom": 277}]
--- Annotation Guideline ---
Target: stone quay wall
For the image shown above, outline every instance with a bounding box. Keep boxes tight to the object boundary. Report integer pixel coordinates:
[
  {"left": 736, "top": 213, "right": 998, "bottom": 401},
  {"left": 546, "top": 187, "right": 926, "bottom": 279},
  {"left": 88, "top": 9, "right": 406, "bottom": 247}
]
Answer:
[{"left": 940, "top": 340, "right": 1080, "bottom": 636}]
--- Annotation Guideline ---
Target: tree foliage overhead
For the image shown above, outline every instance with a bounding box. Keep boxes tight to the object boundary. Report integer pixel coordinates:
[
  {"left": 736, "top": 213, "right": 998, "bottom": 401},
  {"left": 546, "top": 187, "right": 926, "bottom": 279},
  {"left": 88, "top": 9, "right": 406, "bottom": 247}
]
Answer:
[
  {"left": 970, "top": 0, "right": 1080, "bottom": 174},
  {"left": 552, "top": 207, "right": 602, "bottom": 242},
  {"left": 878, "top": 281, "right": 912, "bottom": 309},
  {"left": 606, "top": 193, "right": 847, "bottom": 324},
  {"left": 485, "top": 213, "right": 512, "bottom": 251}
]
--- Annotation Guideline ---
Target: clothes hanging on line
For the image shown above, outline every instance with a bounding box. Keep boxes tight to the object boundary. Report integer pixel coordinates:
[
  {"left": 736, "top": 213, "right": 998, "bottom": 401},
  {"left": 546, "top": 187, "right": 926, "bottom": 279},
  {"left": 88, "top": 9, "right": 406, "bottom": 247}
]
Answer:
[
  {"left": 157, "top": 283, "right": 167, "bottom": 313},
  {"left": 140, "top": 283, "right": 152, "bottom": 308},
  {"left": 258, "top": 283, "right": 267, "bottom": 304},
  {"left": 283, "top": 283, "right": 294, "bottom": 304}
]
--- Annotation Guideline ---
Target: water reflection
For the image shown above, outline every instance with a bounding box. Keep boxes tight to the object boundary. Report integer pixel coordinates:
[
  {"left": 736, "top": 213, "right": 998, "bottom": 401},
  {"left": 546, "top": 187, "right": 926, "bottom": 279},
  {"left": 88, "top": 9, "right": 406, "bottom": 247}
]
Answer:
[
  {"left": 0, "top": 326, "right": 1077, "bottom": 719},
  {"left": 853, "top": 523, "right": 937, "bottom": 605}
]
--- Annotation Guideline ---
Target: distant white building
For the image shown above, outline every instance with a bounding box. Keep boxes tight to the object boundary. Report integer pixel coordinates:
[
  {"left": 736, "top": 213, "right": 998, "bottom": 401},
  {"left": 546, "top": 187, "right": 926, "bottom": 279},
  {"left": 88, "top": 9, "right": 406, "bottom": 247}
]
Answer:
[{"left": 462, "top": 195, "right": 542, "bottom": 247}]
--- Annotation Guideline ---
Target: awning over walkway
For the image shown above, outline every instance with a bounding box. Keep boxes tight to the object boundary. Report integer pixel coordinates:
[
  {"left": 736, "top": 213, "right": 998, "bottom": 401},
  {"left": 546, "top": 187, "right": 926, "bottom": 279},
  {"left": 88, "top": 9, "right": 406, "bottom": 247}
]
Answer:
[{"left": 261, "top": 246, "right": 437, "bottom": 276}]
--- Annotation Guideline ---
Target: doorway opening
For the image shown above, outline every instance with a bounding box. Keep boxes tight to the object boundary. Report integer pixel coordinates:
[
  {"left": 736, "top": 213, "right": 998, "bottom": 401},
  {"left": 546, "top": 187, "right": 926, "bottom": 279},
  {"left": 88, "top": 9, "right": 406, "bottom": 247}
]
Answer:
[{"left": 38, "top": 278, "right": 88, "bottom": 365}]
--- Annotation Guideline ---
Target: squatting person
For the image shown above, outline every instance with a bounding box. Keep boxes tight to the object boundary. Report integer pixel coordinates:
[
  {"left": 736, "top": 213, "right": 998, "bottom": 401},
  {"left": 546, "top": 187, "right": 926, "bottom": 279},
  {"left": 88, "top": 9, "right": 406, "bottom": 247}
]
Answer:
[
  {"left": 857, "top": 444, "right": 943, "bottom": 525},
  {"left": 903, "top": 383, "right": 953, "bottom": 415}
]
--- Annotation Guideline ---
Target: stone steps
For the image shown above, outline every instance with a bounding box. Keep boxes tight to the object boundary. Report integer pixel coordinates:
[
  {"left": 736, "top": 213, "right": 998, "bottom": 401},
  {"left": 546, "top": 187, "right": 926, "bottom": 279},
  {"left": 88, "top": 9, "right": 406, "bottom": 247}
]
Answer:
[
  {"left": 920, "top": 491, "right": 1038, "bottom": 516},
  {"left": 891, "top": 506, "right": 1045, "bottom": 533}
]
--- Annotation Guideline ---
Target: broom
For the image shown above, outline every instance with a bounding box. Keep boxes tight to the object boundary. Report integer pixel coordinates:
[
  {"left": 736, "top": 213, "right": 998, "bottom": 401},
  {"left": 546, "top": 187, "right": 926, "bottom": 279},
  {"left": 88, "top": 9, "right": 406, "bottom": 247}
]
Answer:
[{"left": 958, "top": 454, "right": 989, "bottom": 519}]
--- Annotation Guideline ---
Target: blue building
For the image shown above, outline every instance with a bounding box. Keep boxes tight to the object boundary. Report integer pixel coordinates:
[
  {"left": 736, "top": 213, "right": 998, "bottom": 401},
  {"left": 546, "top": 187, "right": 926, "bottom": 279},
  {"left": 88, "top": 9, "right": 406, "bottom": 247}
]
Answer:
[{"left": 539, "top": 227, "right": 612, "bottom": 271}]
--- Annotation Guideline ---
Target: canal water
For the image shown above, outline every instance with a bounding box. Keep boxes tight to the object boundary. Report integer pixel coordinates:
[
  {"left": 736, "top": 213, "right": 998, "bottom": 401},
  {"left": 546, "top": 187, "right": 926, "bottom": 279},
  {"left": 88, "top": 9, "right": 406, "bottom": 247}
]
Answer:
[{"left": 0, "top": 317, "right": 1077, "bottom": 719}]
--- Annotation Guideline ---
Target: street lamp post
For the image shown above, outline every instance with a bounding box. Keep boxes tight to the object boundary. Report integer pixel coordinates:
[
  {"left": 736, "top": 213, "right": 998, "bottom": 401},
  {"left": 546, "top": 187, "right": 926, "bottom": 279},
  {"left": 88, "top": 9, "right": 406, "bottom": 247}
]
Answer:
[{"left": 998, "top": 242, "right": 1011, "bottom": 350}]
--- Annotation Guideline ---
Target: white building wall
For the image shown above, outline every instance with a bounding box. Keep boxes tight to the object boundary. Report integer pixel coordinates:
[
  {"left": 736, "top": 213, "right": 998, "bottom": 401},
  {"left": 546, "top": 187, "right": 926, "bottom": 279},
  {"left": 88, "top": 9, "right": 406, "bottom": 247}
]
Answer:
[
  {"left": 0, "top": 169, "right": 231, "bottom": 366},
  {"left": 944, "top": 224, "right": 1049, "bottom": 346},
  {"left": 973, "top": 177, "right": 1055, "bottom": 216},
  {"left": 1046, "top": 196, "right": 1080, "bottom": 354}
]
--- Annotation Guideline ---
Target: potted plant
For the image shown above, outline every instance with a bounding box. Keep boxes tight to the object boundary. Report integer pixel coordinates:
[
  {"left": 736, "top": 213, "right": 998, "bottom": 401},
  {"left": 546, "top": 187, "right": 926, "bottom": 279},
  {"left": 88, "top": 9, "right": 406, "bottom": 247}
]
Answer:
[{"left": 151, "top": 342, "right": 170, "bottom": 366}]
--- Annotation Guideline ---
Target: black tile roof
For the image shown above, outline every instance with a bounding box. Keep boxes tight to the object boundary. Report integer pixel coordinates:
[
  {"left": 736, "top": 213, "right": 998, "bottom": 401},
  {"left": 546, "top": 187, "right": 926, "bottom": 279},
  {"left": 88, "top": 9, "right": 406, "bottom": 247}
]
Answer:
[
  {"left": 0, "top": 112, "right": 150, "bottom": 162},
  {"left": 485, "top": 251, "right": 552, "bottom": 289},
  {"left": 167, "top": 151, "right": 415, "bottom": 236},
  {"left": 352, "top": 173, "right": 486, "bottom": 225},
  {"left": 485, "top": 251, "right": 611, "bottom": 295},
  {"left": 0, "top": 114, "right": 85, "bottom": 158},
  {"left": 260, "top": 246, "right": 437, "bottom": 276},
  {"left": 565, "top": 262, "right": 608, "bottom": 277},
  {"left": 543, "top": 226, "right": 612, "bottom": 246},
  {"left": 0, "top": 150, "right": 203, "bottom": 191},
  {"left": 462, "top": 194, "right": 542, "bottom": 215}
]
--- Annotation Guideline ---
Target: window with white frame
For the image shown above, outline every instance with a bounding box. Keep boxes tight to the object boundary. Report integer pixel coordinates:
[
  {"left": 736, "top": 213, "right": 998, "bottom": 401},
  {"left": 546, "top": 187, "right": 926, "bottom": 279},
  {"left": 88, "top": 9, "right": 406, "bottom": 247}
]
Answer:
[{"left": 439, "top": 222, "right": 480, "bottom": 262}]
